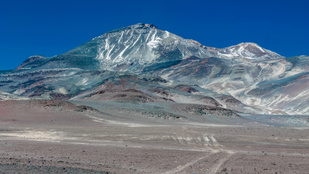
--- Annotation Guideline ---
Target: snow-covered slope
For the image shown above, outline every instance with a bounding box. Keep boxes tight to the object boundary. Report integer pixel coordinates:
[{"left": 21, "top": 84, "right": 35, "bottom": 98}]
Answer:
[
  {"left": 92, "top": 23, "right": 213, "bottom": 73},
  {"left": 188, "top": 40, "right": 283, "bottom": 60},
  {"left": 18, "top": 23, "right": 213, "bottom": 73},
  {"left": 214, "top": 42, "right": 283, "bottom": 59},
  {"left": 0, "top": 23, "right": 308, "bottom": 115}
]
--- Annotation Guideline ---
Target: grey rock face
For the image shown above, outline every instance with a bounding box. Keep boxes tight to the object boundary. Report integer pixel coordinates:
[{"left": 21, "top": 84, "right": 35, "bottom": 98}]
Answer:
[{"left": 0, "top": 23, "right": 308, "bottom": 115}]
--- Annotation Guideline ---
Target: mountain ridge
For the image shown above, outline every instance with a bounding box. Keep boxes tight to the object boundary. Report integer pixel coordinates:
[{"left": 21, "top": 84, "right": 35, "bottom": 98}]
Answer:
[
  {"left": 1, "top": 23, "right": 308, "bottom": 115},
  {"left": 15, "top": 23, "right": 287, "bottom": 73}
]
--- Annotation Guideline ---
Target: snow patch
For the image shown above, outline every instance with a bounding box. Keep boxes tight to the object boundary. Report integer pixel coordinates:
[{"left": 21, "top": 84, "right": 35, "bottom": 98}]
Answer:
[
  {"left": 77, "top": 78, "right": 89, "bottom": 86},
  {"left": 58, "top": 87, "right": 68, "bottom": 94}
]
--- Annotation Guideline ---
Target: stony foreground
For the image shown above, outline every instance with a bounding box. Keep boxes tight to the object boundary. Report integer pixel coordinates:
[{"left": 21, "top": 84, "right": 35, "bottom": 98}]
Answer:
[{"left": 0, "top": 100, "right": 309, "bottom": 173}]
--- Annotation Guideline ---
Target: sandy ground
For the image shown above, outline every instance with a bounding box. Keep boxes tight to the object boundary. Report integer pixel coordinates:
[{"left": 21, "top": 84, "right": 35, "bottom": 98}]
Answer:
[{"left": 0, "top": 100, "right": 309, "bottom": 174}]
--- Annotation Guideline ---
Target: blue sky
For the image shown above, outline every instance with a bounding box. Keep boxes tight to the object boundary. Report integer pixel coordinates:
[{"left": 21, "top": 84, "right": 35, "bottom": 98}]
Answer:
[{"left": 0, "top": 0, "right": 308, "bottom": 70}]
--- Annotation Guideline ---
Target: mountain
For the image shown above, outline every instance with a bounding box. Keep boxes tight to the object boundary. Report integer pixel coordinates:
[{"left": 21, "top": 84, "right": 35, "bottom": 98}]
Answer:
[
  {"left": 16, "top": 23, "right": 214, "bottom": 72},
  {"left": 216, "top": 42, "right": 283, "bottom": 59},
  {"left": 189, "top": 41, "right": 283, "bottom": 60},
  {"left": 0, "top": 23, "right": 308, "bottom": 115}
]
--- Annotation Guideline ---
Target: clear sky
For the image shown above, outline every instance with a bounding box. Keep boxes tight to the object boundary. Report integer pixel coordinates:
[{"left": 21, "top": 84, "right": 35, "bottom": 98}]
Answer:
[{"left": 0, "top": 0, "right": 308, "bottom": 70}]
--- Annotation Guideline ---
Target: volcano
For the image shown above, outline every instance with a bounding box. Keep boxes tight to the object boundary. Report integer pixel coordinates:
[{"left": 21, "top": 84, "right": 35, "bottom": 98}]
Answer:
[{"left": 1, "top": 23, "right": 308, "bottom": 115}]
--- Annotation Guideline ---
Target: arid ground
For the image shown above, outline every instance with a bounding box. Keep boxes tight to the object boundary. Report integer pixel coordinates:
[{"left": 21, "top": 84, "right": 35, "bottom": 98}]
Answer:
[{"left": 0, "top": 100, "right": 309, "bottom": 174}]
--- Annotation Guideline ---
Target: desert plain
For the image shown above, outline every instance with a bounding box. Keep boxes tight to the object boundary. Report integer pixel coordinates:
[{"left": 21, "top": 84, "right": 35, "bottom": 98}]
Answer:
[{"left": 0, "top": 100, "right": 309, "bottom": 174}]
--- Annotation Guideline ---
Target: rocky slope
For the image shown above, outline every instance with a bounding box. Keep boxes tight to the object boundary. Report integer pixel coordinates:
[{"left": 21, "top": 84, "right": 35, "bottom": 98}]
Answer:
[{"left": 0, "top": 23, "right": 308, "bottom": 115}]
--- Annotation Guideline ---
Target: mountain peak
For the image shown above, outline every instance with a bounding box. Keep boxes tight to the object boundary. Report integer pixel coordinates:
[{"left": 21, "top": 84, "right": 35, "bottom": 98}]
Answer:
[
  {"left": 236, "top": 42, "right": 268, "bottom": 52},
  {"left": 130, "top": 23, "right": 158, "bottom": 29},
  {"left": 217, "top": 42, "right": 283, "bottom": 59},
  {"left": 103, "top": 23, "right": 159, "bottom": 35},
  {"left": 237, "top": 42, "right": 259, "bottom": 47},
  {"left": 16, "top": 55, "right": 48, "bottom": 70}
]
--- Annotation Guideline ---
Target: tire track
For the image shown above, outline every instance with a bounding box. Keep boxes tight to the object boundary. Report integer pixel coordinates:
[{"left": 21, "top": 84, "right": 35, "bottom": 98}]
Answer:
[
  {"left": 161, "top": 134, "right": 227, "bottom": 174},
  {"left": 208, "top": 151, "right": 234, "bottom": 174},
  {"left": 161, "top": 152, "right": 218, "bottom": 174}
]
